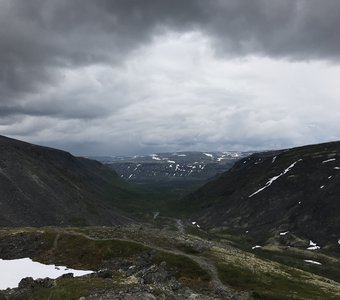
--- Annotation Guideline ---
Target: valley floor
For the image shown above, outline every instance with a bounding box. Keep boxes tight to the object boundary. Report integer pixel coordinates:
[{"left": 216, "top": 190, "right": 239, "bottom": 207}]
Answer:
[{"left": 0, "top": 220, "right": 339, "bottom": 300}]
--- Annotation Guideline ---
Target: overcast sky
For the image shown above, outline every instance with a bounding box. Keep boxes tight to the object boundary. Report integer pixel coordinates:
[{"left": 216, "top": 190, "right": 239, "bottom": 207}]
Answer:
[{"left": 1, "top": 0, "right": 340, "bottom": 155}]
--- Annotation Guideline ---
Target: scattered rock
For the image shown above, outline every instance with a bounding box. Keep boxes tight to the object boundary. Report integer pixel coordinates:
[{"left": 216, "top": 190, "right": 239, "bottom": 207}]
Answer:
[
  {"left": 97, "top": 269, "right": 113, "bottom": 279},
  {"left": 59, "top": 273, "right": 74, "bottom": 279},
  {"left": 18, "top": 277, "right": 55, "bottom": 290},
  {"left": 18, "top": 277, "right": 35, "bottom": 289},
  {"left": 0, "top": 292, "right": 6, "bottom": 300}
]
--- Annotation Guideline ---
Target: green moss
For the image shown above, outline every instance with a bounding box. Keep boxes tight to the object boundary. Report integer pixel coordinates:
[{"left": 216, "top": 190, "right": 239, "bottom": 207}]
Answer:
[
  {"left": 216, "top": 263, "right": 337, "bottom": 300},
  {"left": 37, "top": 233, "right": 149, "bottom": 269},
  {"left": 154, "top": 251, "right": 211, "bottom": 289},
  {"left": 176, "top": 244, "right": 201, "bottom": 255}
]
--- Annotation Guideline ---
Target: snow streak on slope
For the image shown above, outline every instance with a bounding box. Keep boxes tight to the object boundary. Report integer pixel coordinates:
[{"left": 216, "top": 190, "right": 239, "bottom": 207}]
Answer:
[
  {"left": 249, "top": 159, "right": 302, "bottom": 198},
  {"left": 322, "top": 158, "right": 336, "bottom": 163}
]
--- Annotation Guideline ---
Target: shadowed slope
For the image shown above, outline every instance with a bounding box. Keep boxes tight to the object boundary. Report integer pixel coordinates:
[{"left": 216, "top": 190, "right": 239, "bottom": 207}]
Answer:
[
  {"left": 180, "top": 141, "right": 340, "bottom": 251},
  {"left": 0, "top": 135, "right": 137, "bottom": 226}
]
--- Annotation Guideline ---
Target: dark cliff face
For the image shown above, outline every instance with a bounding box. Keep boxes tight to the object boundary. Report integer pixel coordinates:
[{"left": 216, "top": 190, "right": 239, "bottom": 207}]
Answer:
[
  {"left": 182, "top": 141, "right": 340, "bottom": 250},
  {"left": 0, "top": 135, "right": 134, "bottom": 226}
]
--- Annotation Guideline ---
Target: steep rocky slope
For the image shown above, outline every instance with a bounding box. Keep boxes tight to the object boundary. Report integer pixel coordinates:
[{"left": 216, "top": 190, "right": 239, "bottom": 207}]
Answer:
[
  {"left": 0, "top": 135, "right": 137, "bottom": 226},
  {"left": 181, "top": 141, "right": 340, "bottom": 251}
]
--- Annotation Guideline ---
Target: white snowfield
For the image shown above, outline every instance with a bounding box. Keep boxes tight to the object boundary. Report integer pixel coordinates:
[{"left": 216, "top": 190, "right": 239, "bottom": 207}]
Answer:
[
  {"left": 203, "top": 153, "right": 213, "bottom": 158},
  {"left": 249, "top": 159, "right": 302, "bottom": 198},
  {"left": 0, "top": 258, "right": 93, "bottom": 289}
]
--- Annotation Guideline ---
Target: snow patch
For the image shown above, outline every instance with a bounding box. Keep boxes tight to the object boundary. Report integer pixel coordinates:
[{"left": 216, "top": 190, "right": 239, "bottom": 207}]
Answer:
[
  {"left": 307, "top": 240, "right": 321, "bottom": 250},
  {"left": 322, "top": 158, "right": 336, "bottom": 163},
  {"left": 320, "top": 185, "right": 325, "bottom": 189},
  {"left": 0, "top": 258, "right": 92, "bottom": 289},
  {"left": 203, "top": 153, "right": 213, "bottom": 158},
  {"left": 304, "top": 260, "right": 322, "bottom": 265},
  {"left": 280, "top": 231, "right": 289, "bottom": 236},
  {"left": 191, "top": 221, "right": 196, "bottom": 225},
  {"left": 151, "top": 154, "right": 161, "bottom": 161},
  {"left": 252, "top": 245, "right": 262, "bottom": 250},
  {"left": 272, "top": 156, "right": 277, "bottom": 163}
]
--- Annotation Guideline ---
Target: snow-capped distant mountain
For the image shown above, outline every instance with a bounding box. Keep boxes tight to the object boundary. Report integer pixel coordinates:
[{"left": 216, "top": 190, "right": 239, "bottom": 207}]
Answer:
[{"left": 92, "top": 151, "right": 252, "bottom": 182}]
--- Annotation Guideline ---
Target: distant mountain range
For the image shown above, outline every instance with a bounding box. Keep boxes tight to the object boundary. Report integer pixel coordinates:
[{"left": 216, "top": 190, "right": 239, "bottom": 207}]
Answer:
[
  {"left": 92, "top": 151, "right": 252, "bottom": 200},
  {"left": 92, "top": 152, "right": 251, "bottom": 178},
  {"left": 179, "top": 141, "right": 340, "bottom": 252}
]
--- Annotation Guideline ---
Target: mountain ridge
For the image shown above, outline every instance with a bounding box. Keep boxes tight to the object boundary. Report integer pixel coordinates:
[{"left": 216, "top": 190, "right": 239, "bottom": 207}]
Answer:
[
  {"left": 0, "top": 135, "right": 137, "bottom": 226},
  {"left": 180, "top": 140, "right": 340, "bottom": 252}
]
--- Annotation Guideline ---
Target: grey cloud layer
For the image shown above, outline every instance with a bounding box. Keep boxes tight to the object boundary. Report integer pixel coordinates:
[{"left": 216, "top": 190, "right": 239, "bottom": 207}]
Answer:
[{"left": 1, "top": 0, "right": 340, "bottom": 154}]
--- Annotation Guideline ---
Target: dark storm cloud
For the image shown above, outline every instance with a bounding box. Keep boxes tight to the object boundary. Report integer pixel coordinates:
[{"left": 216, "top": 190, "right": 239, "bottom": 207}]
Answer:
[
  {"left": 0, "top": 0, "right": 203, "bottom": 104},
  {"left": 1, "top": 0, "right": 340, "bottom": 105},
  {"left": 205, "top": 0, "right": 340, "bottom": 59}
]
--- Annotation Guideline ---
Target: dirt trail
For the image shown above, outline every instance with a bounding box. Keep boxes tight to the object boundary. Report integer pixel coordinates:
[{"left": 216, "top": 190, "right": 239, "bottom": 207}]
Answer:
[{"left": 66, "top": 228, "right": 247, "bottom": 299}]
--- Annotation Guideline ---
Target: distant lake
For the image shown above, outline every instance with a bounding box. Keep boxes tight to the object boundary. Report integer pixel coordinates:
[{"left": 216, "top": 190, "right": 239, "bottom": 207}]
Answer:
[{"left": 0, "top": 258, "right": 93, "bottom": 289}]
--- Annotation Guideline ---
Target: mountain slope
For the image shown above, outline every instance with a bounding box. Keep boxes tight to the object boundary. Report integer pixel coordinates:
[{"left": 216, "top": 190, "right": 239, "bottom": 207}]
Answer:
[
  {"left": 180, "top": 141, "right": 340, "bottom": 251},
  {"left": 0, "top": 135, "right": 137, "bottom": 226}
]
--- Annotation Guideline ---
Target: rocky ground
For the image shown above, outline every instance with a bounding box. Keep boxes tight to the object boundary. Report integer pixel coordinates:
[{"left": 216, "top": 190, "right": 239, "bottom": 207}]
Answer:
[{"left": 0, "top": 221, "right": 339, "bottom": 299}]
